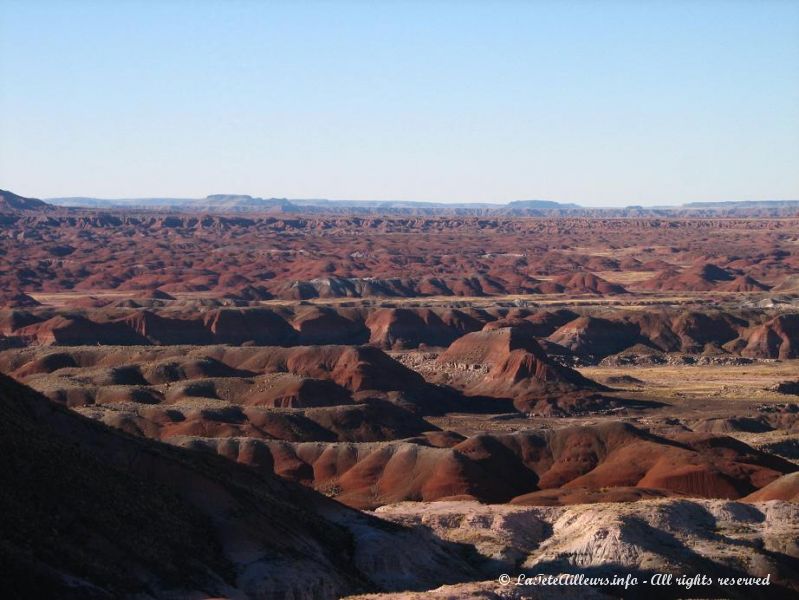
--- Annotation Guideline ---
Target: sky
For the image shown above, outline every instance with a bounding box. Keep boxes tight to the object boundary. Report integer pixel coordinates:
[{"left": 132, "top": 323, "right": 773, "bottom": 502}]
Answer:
[{"left": 1, "top": 1, "right": 798, "bottom": 206}]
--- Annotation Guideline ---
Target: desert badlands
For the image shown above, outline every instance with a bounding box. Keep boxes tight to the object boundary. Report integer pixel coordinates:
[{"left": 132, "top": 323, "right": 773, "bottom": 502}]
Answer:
[{"left": 1, "top": 189, "right": 798, "bottom": 598}]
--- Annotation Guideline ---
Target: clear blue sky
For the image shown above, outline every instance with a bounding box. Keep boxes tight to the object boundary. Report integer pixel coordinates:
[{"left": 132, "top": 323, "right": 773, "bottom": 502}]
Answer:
[{"left": 1, "top": 0, "right": 798, "bottom": 206}]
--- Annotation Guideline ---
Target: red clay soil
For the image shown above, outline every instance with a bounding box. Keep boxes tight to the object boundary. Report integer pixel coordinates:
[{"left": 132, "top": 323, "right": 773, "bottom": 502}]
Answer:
[
  {"left": 173, "top": 421, "right": 796, "bottom": 509},
  {"left": 743, "top": 472, "right": 799, "bottom": 501},
  {"left": 3, "top": 189, "right": 799, "bottom": 299},
  {"left": 2, "top": 303, "right": 797, "bottom": 370},
  {"left": 435, "top": 326, "right": 605, "bottom": 412}
]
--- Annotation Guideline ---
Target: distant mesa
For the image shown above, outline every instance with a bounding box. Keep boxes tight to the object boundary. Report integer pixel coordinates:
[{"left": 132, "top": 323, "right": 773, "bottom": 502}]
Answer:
[
  {"left": 503, "top": 199, "right": 581, "bottom": 211},
  {"left": 204, "top": 194, "right": 297, "bottom": 212},
  {"left": 683, "top": 199, "right": 799, "bottom": 209},
  {"left": 40, "top": 190, "right": 799, "bottom": 216},
  {"left": 206, "top": 193, "right": 257, "bottom": 202}
]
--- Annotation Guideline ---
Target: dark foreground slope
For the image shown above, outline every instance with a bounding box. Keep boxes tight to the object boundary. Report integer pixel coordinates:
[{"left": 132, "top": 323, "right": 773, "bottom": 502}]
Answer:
[{"left": 0, "top": 374, "right": 477, "bottom": 600}]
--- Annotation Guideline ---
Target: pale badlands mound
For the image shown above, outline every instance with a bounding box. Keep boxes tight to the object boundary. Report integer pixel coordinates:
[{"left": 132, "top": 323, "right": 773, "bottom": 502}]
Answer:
[
  {"left": 0, "top": 373, "right": 484, "bottom": 600},
  {"left": 367, "top": 498, "right": 799, "bottom": 599},
  {"left": 170, "top": 421, "right": 795, "bottom": 510}
]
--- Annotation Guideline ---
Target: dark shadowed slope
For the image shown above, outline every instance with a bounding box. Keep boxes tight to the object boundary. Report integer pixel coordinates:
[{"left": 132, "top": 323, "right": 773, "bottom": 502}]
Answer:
[
  {"left": 0, "top": 190, "right": 53, "bottom": 212},
  {"left": 0, "top": 373, "right": 477, "bottom": 600}
]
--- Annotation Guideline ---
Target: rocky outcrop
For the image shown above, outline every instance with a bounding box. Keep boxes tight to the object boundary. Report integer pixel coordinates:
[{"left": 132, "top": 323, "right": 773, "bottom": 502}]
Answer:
[
  {"left": 670, "top": 310, "right": 744, "bottom": 353},
  {"left": 742, "top": 314, "right": 799, "bottom": 359},
  {"left": 436, "top": 327, "right": 603, "bottom": 410},
  {"left": 292, "top": 306, "right": 369, "bottom": 345},
  {"left": 367, "top": 308, "right": 483, "bottom": 349},
  {"left": 203, "top": 307, "right": 298, "bottom": 345},
  {"left": 123, "top": 310, "right": 214, "bottom": 345},
  {"left": 16, "top": 315, "right": 148, "bottom": 346},
  {"left": 547, "top": 317, "right": 642, "bottom": 360},
  {"left": 371, "top": 498, "right": 799, "bottom": 598}
]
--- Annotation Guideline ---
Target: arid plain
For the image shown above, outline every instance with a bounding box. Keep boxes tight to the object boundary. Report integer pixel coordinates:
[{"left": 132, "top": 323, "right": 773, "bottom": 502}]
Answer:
[{"left": 2, "top": 189, "right": 799, "bottom": 599}]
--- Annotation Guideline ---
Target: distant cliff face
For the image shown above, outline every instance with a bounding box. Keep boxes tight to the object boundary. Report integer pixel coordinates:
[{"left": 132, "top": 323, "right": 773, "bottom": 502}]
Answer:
[{"left": 41, "top": 191, "right": 799, "bottom": 217}]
